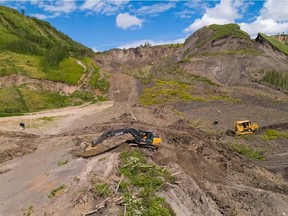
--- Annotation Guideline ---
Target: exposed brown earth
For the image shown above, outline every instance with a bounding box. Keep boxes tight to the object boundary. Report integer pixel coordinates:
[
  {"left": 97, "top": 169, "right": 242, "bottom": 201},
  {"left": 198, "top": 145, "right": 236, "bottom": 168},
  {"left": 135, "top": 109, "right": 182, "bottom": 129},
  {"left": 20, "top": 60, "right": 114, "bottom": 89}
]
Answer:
[
  {"left": 1, "top": 69, "right": 288, "bottom": 215},
  {"left": 1, "top": 27, "right": 288, "bottom": 215}
]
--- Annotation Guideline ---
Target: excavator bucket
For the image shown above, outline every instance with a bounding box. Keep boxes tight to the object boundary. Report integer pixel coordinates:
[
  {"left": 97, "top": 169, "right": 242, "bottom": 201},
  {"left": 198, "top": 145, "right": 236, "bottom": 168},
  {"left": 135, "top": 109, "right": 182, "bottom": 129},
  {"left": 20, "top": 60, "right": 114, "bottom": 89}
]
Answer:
[{"left": 75, "top": 141, "right": 124, "bottom": 158}]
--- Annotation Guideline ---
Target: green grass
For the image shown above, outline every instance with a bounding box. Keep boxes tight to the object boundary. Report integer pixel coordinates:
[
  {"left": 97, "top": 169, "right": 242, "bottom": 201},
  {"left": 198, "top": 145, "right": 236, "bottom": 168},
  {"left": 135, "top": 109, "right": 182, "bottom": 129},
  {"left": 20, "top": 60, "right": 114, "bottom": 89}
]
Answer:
[
  {"left": 196, "top": 24, "right": 250, "bottom": 48},
  {"left": 262, "top": 129, "right": 288, "bottom": 140},
  {"left": 231, "top": 143, "right": 265, "bottom": 160},
  {"left": 43, "top": 57, "right": 84, "bottom": 85},
  {"left": 93, "top": 182, "right": 111, "bottom": 197},
  {"left": 260, "top": 33, "right": 288, "bottom": 55},
  {"left": 89, "top": 66, "right": 110, "bottom": 94},
  {"left": 48, "top": 185, "right": 65, "bottom": 198},
  {"left": 123, "top": 66, "right": 153, "bottom": 85},
  {"left": 210, "top": 95, "right": 241, "bottom": 102},
  {"left": 23, "top": 205, "right": 33, "bottom": 216},
  {"left": 140, "top": 80, "right": 206, "bottom": 106},
  {"left": 208, "top": 24, "right": 250, "bottom": 40},
  {"left": 0, "top": 52, "right": 85, "bottom": 85},
  {"left": 200, "top": 49, "right": 262, "bottom": 57},
  {"left": 262, "top": 71, "right": 288, "bottom": 91},
  {"left": 119, "top": 150, "right": 175, "bottom": 216},
  {"left": 38, "top": 116, "right": 57, "bottom": 122},
  {"left": 0, "top": 86, "right": 96, "bottom": 117},
  {"left": 58, "top": 159, "right": 68, "bottom": 166},
  {"left": 0, "top": 6, "right": 93, "bottom": 57}
]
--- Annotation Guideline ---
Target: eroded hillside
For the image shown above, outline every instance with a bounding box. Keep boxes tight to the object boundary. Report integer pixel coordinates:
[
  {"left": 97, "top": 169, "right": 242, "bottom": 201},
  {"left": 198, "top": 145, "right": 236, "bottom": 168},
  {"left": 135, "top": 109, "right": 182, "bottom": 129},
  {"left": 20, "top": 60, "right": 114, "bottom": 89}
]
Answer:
[{"left": 1, "top": 20, "right": 288, "bottom": 216}]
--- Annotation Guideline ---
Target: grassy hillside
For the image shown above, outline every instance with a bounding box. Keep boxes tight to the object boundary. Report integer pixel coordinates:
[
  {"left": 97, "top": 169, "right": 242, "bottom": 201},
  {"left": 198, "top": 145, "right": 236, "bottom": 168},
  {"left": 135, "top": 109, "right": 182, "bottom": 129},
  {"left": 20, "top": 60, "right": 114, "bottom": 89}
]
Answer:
[
  {"left": 0, "top": 6, "right": 92, "bottom": 57},
  {"left": 0, "top": 6, "right": 94, "bottom": 84},
  {"left": 0, "top": 85, "right": 96, "bottom": 117},
  {"left": 196, "top": 23, "right": 250, "bottom": 48},
  {"left": 259, "top": 33, "right": 288, "bottom": 55},
  {"left": 0, "top": 6, "right": 110, "bottom": 117}
]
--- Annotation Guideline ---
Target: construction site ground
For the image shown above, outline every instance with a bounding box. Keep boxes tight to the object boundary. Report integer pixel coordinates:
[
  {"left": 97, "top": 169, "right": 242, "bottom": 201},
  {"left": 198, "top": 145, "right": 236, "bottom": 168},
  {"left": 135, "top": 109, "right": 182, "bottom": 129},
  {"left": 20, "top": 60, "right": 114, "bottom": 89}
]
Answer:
[{"left": 1, "top": 73, "right": 288, "bottom": 216}]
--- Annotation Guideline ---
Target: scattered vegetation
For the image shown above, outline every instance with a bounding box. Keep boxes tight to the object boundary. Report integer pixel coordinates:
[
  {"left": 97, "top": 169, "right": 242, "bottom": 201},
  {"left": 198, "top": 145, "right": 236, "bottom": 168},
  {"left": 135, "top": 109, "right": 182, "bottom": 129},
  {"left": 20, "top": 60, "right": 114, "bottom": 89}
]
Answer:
[
  {"left": 48, "top": 185, "right": 65, "bottom": 198},
  {"left": 89, "top": 65, "right": 110, "bottom": 94},
  {"left": 38, "top": 116, "right": 57, "bottom": 122},
  {"left": 231, "top": 143, "right": 265, "bottom": 160},
  {"left": 140, "top": 80, "right": 205, "bottom": 106},
  {"left": 58, "top": 159, "right": 69, "bottom": 166},
  {"left": 200, "top": 49, "right": 262, "bottom": 56},
  {"left": 262, "top": 70, "right": 288, "bottom": 91},
  {"left": 123, "top": 66, "right": 153, "bottom": 84},
  {"left": 210, "top": 95, "right": 241, "bottom": 102},
  {"left": 156, "top": 64, "right": 218, "bottom": 86},
  {"left": 93, "top": 182, "right": 111, "bottom": 197},
  {"left": 119, "top": 150, "right": 175, "bottom": 216},
  {"left": 259, "top": 33, "right": 288, "bottom": 55},
  {"left": 23, "top": 205, "right": 33, "bottom": 216},
  {"left": 262, "top": 129, "right": 288, "bottom": 141}
]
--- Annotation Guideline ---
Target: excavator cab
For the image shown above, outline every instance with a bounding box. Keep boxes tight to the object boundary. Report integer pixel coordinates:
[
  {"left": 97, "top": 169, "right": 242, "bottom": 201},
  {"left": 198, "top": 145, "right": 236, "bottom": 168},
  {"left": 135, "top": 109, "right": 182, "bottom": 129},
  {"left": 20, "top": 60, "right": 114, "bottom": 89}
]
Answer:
[{"left": 138, "top": 131, "right": 161, "bottom": 146}]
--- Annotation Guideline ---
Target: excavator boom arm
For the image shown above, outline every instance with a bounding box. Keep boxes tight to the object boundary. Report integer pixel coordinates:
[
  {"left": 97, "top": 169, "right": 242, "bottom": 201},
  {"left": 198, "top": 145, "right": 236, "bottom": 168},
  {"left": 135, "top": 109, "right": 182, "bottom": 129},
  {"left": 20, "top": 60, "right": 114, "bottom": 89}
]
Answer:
[{"left": 92, "top": 128, "right": 142, "bottom": 146}]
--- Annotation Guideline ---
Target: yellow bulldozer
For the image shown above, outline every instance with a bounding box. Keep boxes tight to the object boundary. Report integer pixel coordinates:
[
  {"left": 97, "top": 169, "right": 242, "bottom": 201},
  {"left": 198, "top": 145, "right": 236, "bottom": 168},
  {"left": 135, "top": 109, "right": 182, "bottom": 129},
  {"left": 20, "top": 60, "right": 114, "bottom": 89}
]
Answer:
[{"left": 226, "top": 120, "right": 259, "bottom": 136}]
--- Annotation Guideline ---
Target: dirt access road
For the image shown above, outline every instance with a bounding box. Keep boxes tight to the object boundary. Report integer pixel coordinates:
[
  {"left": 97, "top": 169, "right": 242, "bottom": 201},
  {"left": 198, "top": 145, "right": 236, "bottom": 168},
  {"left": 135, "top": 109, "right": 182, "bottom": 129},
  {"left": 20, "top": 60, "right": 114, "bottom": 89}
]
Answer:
[{"left": 1, "top": 73, "right": 288, "bottom": 216}]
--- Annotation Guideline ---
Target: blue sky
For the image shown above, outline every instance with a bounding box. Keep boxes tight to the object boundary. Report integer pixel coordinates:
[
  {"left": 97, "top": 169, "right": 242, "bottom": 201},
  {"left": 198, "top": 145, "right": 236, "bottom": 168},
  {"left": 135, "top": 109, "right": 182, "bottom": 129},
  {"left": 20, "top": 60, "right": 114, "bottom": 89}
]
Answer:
[{"left": 0, "top": 0, "right": 288, "bottom": 51}]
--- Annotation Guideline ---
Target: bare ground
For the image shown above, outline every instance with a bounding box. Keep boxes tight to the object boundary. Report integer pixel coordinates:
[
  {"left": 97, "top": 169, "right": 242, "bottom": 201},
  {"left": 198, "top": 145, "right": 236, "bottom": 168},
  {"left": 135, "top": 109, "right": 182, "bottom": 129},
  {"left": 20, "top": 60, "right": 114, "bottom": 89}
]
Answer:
[{"left": 0, "top": 72, "right": 288, "bottom": 216}]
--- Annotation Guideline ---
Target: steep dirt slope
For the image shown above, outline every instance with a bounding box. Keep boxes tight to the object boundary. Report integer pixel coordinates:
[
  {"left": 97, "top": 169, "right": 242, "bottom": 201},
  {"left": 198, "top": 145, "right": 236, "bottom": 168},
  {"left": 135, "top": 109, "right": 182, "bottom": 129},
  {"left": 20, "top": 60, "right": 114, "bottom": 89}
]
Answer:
[
  {"left": 1, "top": 67, "right": 288, "bottom": 216},
  {"left": 96, "top": 24, "right": 288, "bottom": 87},
  {"left": 177, "top": 24, "right": 288, "bottom": 85}
]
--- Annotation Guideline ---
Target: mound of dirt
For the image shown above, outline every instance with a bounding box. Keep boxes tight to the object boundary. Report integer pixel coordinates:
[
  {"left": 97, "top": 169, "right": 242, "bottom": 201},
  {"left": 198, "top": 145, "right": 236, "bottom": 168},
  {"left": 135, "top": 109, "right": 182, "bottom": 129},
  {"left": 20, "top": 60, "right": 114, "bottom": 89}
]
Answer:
[{"left": 0, "top": 132, "right": 38, "bottom": 163}]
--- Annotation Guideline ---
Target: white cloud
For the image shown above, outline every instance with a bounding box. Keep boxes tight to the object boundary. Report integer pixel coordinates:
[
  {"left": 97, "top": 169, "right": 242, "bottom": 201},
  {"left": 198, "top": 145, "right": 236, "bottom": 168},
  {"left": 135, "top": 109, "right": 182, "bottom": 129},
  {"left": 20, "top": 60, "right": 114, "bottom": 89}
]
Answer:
[
  {"left": 184, "top": 0, "right": 288, "bottom": 37},
  {"left": 240, "top": 18, "right": 288, "bottom": 38},
  {"left": 80, "top": 0, "right": 129, "bottom": 15},
  {"left": 261, "top": 0, "right": 288, "bottom": 21},
  {"left": 30, "top": 13, "right": 59, "bottom": 20},
  {"left": 34, "top": 0, "right": 77, "bottom": 14},
  {"left": 116, "top": 13, "right": 143, "bottom": 30},
  {"left": 240, "top": 0, "right": 288, "bottom": 37},
  {"left": 137, "top": 3, "right": 175, "bottom": 16},
  {"left": 92, "top": 47, "right": 99, "bottom": 52},
  {"left": 118, "top": 38, "right": 186, "bottom": 49},
  {"left": 184, "top": 0, "right": 241, "bottom": 32}
]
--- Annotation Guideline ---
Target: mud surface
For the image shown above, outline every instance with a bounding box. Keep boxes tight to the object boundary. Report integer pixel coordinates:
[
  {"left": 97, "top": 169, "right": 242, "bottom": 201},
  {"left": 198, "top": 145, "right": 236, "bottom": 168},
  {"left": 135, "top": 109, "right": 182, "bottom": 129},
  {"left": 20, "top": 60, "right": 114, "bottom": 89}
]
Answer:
[{"left": 1, "top": 69, "right": 288, "bottom": 216}]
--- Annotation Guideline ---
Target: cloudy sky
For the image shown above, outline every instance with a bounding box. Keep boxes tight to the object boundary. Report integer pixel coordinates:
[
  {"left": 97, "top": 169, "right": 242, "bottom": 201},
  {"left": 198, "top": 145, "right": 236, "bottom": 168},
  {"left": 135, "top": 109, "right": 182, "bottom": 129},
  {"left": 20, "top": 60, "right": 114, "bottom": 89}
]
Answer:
[{"left": 1, "top": 0, "right": 287, "bottom": 51}]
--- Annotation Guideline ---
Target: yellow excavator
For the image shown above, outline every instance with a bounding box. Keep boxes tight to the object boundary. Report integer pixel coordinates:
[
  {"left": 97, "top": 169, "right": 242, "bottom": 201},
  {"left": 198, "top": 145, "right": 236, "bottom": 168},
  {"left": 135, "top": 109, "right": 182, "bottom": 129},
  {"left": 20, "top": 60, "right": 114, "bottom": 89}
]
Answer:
[
  {"left": 75, "top": 128, "right": 161, "bottom": 158},
  {"left": 226, "top": 120, "right": 259, "bottom": 136}
]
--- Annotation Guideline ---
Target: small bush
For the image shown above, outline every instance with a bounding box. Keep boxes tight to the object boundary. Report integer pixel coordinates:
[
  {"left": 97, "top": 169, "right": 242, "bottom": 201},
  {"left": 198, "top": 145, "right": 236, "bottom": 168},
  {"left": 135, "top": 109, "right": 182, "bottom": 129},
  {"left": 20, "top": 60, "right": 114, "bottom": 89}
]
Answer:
[
  {"left": 23, "top": 205, "right": 33, "bottom": 216},
  {"left": 58, "top": 159, "right": 68, "bottom": 166},
  {"left": 48, "top": 185, "right": 65, "bottom": 198},
  {"left": 93, "top": 182, "right": 111, "bottom": 197}
]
